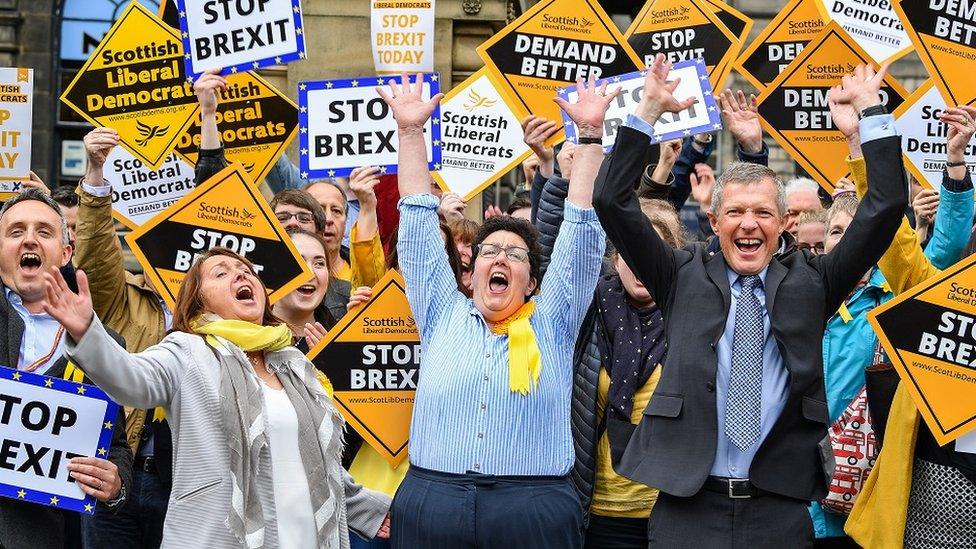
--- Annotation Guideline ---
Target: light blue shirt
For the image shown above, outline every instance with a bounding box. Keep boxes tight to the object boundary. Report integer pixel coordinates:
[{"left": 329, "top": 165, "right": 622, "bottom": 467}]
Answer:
[
  {"left": 710, "top": 268, "right": 790, "bottom": 478},
  {"left": 397, "top": 193, "right": 605, "bottom": 475},
  {"left": 342, "top": 198, "right": 360, "bottom": 249},
  {"left": 6, "top": 288, "right": 66, "bottom": 375}
]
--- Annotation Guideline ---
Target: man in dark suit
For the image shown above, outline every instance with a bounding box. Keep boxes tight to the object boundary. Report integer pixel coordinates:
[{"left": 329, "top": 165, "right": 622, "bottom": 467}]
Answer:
[
  {"left": 0, "top": 189, "right": 132, "bottom": 549},
  {"left": 593, "top": 55, "right": 906, "bottom": 547}
]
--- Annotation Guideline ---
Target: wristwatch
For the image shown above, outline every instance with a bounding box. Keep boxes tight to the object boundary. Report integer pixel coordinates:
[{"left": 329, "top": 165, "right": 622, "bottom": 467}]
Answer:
[
  {"left": 858, "top": 104, "right": 887, "bottom": 119},
  {"left": 105, "top": 482, "right": 127, "bottom": 509},
  {"left": 693, "top": 134, "right": 713, "bottom": 146}
]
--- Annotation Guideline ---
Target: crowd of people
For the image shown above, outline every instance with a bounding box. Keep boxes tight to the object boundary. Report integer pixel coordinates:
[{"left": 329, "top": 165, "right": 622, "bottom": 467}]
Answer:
[{"left": 0, "top": 49, "right": 974, "bottom": 549}]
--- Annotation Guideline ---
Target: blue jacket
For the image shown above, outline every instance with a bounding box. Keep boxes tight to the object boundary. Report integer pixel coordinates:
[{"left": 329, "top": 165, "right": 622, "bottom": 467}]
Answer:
[{"left": 810, "top": 173, "right": 974, "bottom": 538}]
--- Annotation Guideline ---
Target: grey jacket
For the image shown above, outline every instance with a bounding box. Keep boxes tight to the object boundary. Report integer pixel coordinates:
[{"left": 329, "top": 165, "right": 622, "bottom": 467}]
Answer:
[{"left": 67, "top": 316, "right": 391, "bottom": 548}]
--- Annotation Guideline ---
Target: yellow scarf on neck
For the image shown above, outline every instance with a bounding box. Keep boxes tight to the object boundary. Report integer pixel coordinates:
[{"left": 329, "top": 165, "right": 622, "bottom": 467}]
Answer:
[
  {"left": 488, "top": 301, "right": 541, "bottom": 395},
  {"left": 190, "top": 316, "right": 335, "bottom": 397},
  {"left": 190, "top": 316, "right": 294, "bottom": 351}
]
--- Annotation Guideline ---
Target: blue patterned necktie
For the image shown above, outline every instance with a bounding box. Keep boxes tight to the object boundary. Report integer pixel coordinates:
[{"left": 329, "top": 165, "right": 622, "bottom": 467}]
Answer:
[{"left": 726, "top": 274, "right": 764, "bottom": 451}]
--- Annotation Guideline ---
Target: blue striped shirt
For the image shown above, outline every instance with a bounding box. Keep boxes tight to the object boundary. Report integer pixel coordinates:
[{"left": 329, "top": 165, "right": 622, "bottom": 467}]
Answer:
[{"left": 397, "top": 193, "right": 605, "bottom": 476}]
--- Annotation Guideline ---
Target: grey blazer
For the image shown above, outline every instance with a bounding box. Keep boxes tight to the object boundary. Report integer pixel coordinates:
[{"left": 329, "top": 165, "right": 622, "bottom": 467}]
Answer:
[{"left": 67, "top": 316, "right": 391, "bottom": 548}]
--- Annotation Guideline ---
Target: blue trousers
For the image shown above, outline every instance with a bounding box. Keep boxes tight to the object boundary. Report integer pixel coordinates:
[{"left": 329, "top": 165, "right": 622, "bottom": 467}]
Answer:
[
  {"left": 82, "top": 467, "right": 169, "bottom": 549},
  {"left": 391, "top": 466, "right": 583, "bottom": 548}
]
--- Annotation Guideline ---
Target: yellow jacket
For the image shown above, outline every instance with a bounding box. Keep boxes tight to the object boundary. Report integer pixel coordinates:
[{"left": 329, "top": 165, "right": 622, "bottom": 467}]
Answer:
[
  {"left": 843, "top": 156, "right": 927, "bottom": 548},
  {"left": 347, "top": 224, "right": 386, "bottom": 288},
  {"left": 75, "top": 190, "right": 168, "bottom": 453}
]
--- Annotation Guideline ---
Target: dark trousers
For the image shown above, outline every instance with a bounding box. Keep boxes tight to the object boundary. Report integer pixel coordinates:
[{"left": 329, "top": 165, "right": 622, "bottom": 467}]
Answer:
[
  {"left": 584, "top": 514, "right": 648, "bottom": 548},
  {"left": 391, "top": 466, "right": 583, "bottom": 548},
  {"left": 647, "top": 490, "right": 814, "bottom": 549},
  {"left": 81, "top": 467, "right": 169, "bottom": 549}
]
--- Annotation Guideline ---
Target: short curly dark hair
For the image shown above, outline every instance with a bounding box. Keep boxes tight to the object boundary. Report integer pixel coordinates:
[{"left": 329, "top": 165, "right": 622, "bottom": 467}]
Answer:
[{"left": 471, "top": 216, "right": 542, "bottom": 298}]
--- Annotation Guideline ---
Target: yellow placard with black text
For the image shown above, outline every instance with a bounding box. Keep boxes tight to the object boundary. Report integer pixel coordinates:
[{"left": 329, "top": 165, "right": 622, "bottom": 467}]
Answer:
[
  {"left": 756, "top": 22, "right": 908, "bottom": 193},
  {"left": 0, "top": 67, "right": 33, "bottom": 198},
  {"left": 869, "top": 255, "right": 976, "bottom": 445},
  {"left": 736, "top": 0, "right": 827, "bottom": 91},
  {"left": 476, "top": 0, "right": 643, "bottom": 144},
  {"left": 59, "top": 2, "right": 199, "bottom": 170},
  {"left": 125, "top": 163, "right": 312, "bottom": 309},
  {"left": 174, "top": 71, "right": 298, "bottom": 185},
  {"left": 892, "top": 0, "right": 976, "bottom": 107},
  {"left": 307, "top": 270, "right": 418, "bottom": 468},
  {"left": 625, "top": 0, "right": 741, "bottom": 92}
]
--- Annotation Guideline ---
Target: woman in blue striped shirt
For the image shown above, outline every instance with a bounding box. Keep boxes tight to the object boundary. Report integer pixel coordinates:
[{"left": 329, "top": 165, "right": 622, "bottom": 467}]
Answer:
[{"left": 377, "top": 73, "right": 614, "bottom": 548}]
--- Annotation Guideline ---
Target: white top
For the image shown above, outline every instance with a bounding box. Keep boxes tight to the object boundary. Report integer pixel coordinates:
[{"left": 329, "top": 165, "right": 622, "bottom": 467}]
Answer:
[{"left": 262, "top": 383, "right": 317, "bottom": 549}]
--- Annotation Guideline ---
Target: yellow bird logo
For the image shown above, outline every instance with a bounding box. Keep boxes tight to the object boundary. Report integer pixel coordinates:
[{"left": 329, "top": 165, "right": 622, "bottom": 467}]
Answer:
[
  {"left": 241, "top": 208, "right": 257, "bottom": 220},
  {"left": 463, "top": 89, "right": 497, "bottom": 111},
  {"left": 135, "top": 121, "right": 170, "bottom": 147}
]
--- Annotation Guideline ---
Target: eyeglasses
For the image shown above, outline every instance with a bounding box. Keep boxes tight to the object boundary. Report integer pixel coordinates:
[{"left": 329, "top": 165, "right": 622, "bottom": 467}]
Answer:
[
  {"left": 798, "top": 242, "right": 825, "bottom": 255},
  {"left": 276, "top": 211, "right": 315, "bottom": 224},
  {"left": 476, "top": 243, "right": 530, "bottom": 263}
]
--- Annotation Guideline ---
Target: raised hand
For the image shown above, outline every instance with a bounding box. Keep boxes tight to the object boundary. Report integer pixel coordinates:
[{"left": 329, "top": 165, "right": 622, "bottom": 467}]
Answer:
[
  {"left": 377, "top": 73, "right": 444, "bottom": 131},
  {"left": 193, "top": 68, "right": 228, "bottom": 116},
  {"left": 556, "top": 142, "right": 577, "bottom": 180},
  {"left": 19, "top": 171, "right": 49, "bottom": 195},
  {"left": 634, "top": 53, "right": 697, "bottom": 126},
  {"left": 719, "top": 89, "right": 762, "bottom": 154},
  {"left": 912, "top": 188, "right": 939, "bottom": 227},
  {"left": 553, "top": 73, "right": 621, "bottom": 138},
  {"left": 303, "top": 321, "right": 328, "bottom": 349},
  {"left": 830, "top": 62, "right": 890, "bottom": 113},
  {"left": 827, "top": 84, "right": 861, "bottom": 142},
  {"left": 438, "top": 192, "right": 466, "bottom": 222},
  {"left": 83, "top": 127, "right": 120, "bottom": 174},
  {"left": 349, "top": 166, "right": 382, "bottom": 208},
  {"left": 42, "top": 267, "right": 94, "bottom": 342},
  {"left": 346, "top": 286, "right": 372, "bottom": 312},
  {"left": 521, "top": 116, "right": 558, "bottom": 177},
  {"left": 690, "top": 163, "right": 716, "bottom": 212},
  {"left": 940, "top": 106, "right": 976, "bottom": 163},
  {"left": 484, "top": 204, "right": 504, "bottom": 219}
]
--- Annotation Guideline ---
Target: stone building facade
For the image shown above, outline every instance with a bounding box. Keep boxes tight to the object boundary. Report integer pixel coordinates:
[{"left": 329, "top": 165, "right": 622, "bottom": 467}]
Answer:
[{"left": 0, "top": 0, "right": 931, "bottom": 197}]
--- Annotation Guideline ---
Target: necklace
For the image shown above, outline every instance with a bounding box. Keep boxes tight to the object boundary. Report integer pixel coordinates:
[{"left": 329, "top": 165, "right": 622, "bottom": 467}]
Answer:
[{"left": 247, "top": 352, "right": 273, "bottom": 374}]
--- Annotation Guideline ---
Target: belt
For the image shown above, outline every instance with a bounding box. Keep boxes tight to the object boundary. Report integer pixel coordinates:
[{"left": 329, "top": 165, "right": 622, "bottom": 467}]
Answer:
[
  {"left": 134, "top": 455, "right": 157, "bottom": 474},
  {"left": 703, "top": 476, "right": 762, "bottom": 499}
]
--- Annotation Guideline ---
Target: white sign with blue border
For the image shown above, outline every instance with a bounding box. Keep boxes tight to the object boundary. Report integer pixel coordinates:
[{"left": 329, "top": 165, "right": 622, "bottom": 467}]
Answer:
[
  {"left": 558, "top": 58, "right": 721, "bottom": 150},
  {"left": 298, "top": 74, "right": 442, "bottom": 179},
  {"left": 176, "top": 0, "right": 306, "bottom": 79},
  {"left": 0, "top": 366, "right": 119, "bottom": 514}
]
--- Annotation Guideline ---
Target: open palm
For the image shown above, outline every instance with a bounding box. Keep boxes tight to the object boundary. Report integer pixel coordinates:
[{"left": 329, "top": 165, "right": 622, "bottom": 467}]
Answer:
[
  {"left": 554, "top": 75, "right": 621, "bottom": 136},
  {"left": 377, "top": 73, "right": 443, "bottom": 129}
]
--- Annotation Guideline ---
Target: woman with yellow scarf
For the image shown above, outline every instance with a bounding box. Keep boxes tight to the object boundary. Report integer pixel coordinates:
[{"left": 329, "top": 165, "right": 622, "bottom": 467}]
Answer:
[
  {"left": 43, "top": 248, "right": 391, "bottom": 549},
  {"left": 377, "top": 73, "right": 609, "bottom": 547}
]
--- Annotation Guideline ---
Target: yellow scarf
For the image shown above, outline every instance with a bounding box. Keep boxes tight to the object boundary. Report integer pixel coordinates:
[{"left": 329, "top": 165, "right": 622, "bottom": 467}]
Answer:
[
  {"left": 189, "top": 316, "right": 335, "bottom": 397},
  {"left": 488, "top": 301, "right": 542, "bottom": 395},
  {"left": 190, "top": 316, "right": 294, "bottom": 352}
]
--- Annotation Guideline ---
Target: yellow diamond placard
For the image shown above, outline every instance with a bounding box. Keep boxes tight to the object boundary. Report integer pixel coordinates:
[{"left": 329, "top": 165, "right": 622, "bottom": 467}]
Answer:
[
  {"left": 869, "top": 254, "right": 976, "bottom": 445},
  {"left": 174, "top": 71, "right": 298, "bottom": 185},
  {"left": 307, "top": 270, "right": 418, "bottom": 467},
  {"left": 60, "top": 1, "right": 198, "bottom": 170},
  {"left": 125, "top": 162, "right": 312, "bottom": 309},
  {"left": 736, "top": 0, "right": 827, "bottom": 91},
  {"left": 756, "top": 22, "right": 908, "bottom": 193},
  {"left": 476, "top": 0, "right": 643, "bottom": 144},
  {"left": 892, "top": 0, "right": 976, "bottom": 107},
  {"left": 625, "top": 0, "right": 741, "bottom": 91}
]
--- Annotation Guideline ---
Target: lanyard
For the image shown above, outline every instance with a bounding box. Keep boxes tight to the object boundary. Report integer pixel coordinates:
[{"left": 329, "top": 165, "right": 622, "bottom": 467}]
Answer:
[{"left": 23, "top": 325, "right": 65, "bottom": 373}]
